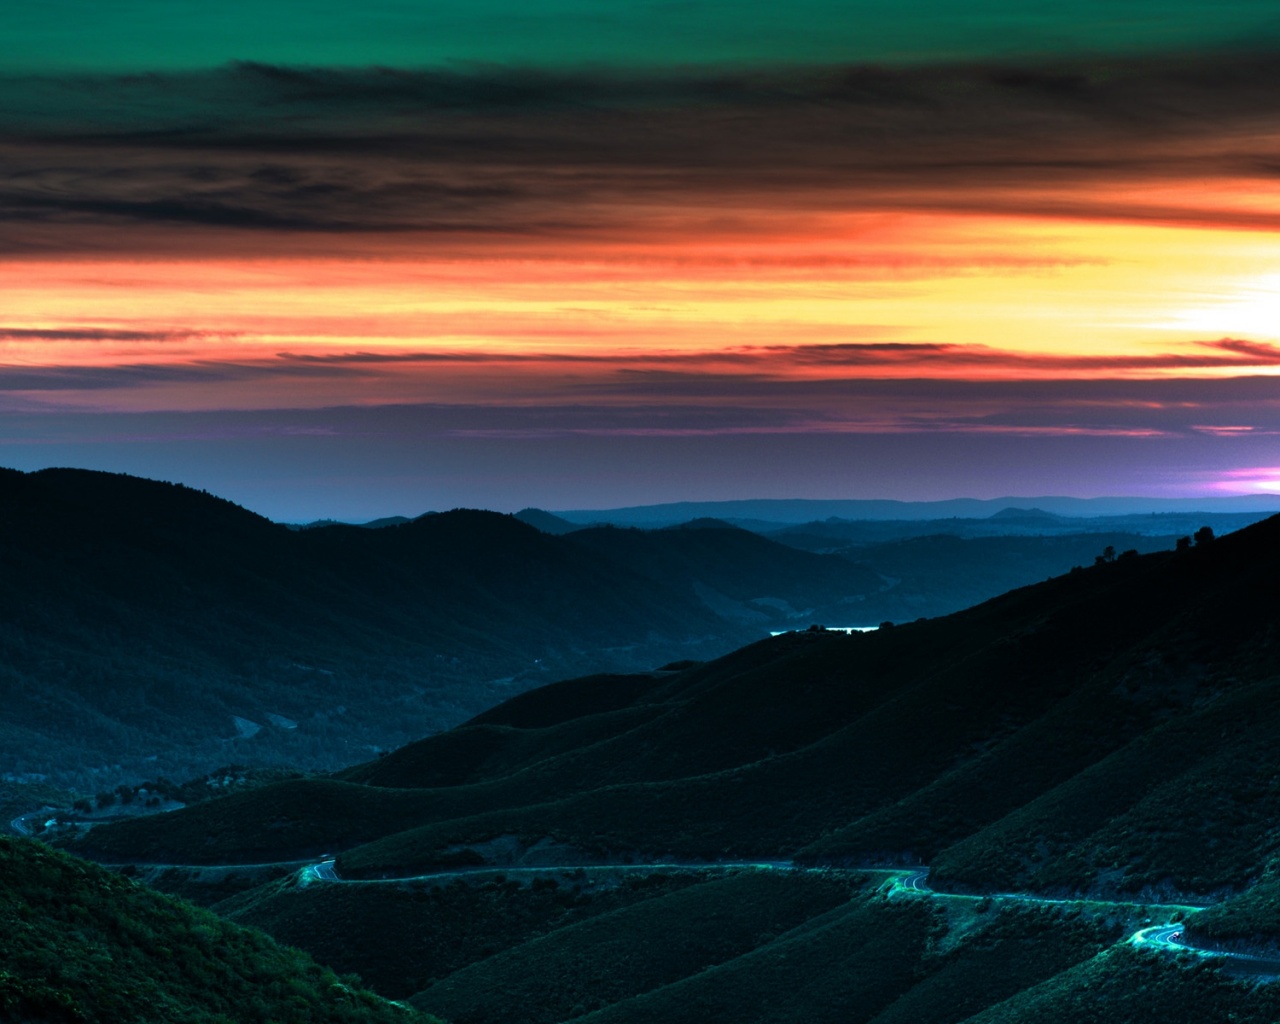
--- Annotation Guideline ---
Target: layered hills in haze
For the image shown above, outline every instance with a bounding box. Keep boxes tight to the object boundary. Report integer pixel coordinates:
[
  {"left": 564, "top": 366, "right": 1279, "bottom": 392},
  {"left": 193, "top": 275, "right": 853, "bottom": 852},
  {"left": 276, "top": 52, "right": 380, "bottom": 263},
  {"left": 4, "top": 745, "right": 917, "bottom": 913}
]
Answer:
[
  {"left": 0, "top": 468, "right": 886, "bottom": 790},
  {"left": 60, "top": 511, "right": 1280, "bottom": 1023},
  {"left": 5, "top": 467, "right": 1214, "bottom": 795}
]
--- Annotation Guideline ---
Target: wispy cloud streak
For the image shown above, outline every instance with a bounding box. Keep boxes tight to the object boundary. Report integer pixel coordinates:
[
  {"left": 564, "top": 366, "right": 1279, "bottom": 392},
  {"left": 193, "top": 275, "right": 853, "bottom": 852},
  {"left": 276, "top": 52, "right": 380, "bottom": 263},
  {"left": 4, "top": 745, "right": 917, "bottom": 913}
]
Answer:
[
  {"left": 5, "top": 334, "right": 1280, "bottom": 385},
  {"left": 0, "top": 327, "right": 230, "bottom": 342},
  {"left": 3, "top": 340, "right": 1279, "bottom": 438},
  {"left": 4, "top": 53, "right": 1280, "bottom": 251}
]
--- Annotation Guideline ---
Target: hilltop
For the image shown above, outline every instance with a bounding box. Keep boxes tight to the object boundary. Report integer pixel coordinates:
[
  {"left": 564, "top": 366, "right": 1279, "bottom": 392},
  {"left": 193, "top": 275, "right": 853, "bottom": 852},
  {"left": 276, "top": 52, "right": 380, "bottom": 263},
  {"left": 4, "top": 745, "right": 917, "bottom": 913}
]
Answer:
[{"left": 0, "top": 468, "right": 886, "bottom": 791}]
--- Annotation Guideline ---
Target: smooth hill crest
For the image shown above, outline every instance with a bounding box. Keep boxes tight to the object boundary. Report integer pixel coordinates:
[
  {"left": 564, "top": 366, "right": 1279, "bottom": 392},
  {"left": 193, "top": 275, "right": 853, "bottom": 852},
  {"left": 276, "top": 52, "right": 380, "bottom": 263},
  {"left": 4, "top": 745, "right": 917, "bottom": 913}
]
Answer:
[{"left": 0, "top": 467, "right": 887, "bottom": 791}]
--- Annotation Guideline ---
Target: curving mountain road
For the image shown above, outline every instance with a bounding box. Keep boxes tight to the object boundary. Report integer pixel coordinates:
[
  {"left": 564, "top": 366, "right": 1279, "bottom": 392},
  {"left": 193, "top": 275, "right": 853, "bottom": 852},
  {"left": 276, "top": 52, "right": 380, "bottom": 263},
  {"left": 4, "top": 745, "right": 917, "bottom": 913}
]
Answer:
[
  {"left": 301, "top": 858, "right": 800, "bottom": 887},
  {"left": 300, "top": 858, "right": 1278, "bottom": 974},
  {"left": 311, "top": 859, "right": 341, "bottom": 882},
  {"left": 1135, "top": 924, "right": 1194, "bottom": 952},
  {"left": 1133, "top": 924, "right": 1280, "bottom": 974},
  {"left": 15, "top": 811, "right": 1275, "bottom": 978}
]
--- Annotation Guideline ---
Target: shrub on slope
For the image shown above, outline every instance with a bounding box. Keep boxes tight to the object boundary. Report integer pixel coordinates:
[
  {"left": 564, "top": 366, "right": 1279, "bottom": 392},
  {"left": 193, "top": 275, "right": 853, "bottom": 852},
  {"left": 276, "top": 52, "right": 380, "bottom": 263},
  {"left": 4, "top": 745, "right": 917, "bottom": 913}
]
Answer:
[
  {"left": 0, "top": 837, "right": 435, "bottom": 1024},
  {"left": 959, "top": 945, "right": 1280, "bottom": 1024},
  {"left": 222, "top": 869, "right": 707, "bottom": 999}
]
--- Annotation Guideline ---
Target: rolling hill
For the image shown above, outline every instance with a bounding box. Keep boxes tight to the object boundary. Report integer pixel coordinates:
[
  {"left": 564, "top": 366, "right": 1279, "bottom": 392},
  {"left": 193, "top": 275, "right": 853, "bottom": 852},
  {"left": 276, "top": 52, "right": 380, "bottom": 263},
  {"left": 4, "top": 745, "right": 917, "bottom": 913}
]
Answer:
[
  {"left": 0, "top": 836, "right": 437, "bottom": 1024},
  {"left": 0, "top": 467, "right": 887, "bottom": 792},
  {"left": 56, "top": 512, "right": 1280, "bottom": 1022}
]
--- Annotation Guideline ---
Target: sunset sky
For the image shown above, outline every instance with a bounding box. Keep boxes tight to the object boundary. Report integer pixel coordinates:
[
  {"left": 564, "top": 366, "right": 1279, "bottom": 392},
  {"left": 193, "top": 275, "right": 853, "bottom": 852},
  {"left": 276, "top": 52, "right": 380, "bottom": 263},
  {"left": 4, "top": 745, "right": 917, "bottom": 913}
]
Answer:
[{"left": 5, "top": 2, "right": 1280, "bottom": 519}]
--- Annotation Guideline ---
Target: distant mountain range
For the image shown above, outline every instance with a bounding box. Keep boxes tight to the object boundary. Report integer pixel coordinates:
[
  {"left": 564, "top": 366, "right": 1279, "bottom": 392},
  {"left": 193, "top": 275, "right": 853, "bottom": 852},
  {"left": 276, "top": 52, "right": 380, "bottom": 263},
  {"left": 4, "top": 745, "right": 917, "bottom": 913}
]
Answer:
[
  {"left": 295, "top": 495, "right": 1280, "bottom": 533},
  {"left": 60, "top": 511, "right": 1280, "bottom": 1023},
  {"left": 549, "top": 494, "right": 1280, "bottom": 527}
]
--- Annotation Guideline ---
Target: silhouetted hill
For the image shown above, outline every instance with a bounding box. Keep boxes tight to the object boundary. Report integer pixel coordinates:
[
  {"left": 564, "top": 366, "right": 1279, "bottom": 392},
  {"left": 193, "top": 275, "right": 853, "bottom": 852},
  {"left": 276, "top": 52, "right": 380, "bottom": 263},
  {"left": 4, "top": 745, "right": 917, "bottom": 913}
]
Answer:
[
  {"left": 62, "top": 513, "right": 1280, "bottom": 1022},
  {"left": 289, "top": 515, "right": 416, "bottom": 531},
  {"left": 565, "top": 523, "right": 883, "bottom": 625},
  {"left": 986, "top": 506, "right": 1063, "bottom": 522},
  {"left": 0, "top": 471, "right": 723, "bottom": 789},
  {"left": 0, "top": 468, "right": 898, "bottom": 791},
  {"left": 661, "top": 517, "right": 737, "bottom": 530},
  {"left": 770, "top": 509, "right": 1270, "bottom": 545},
  {"left": 514, "top": 508, "right": 581, "bottom": 535},
  {"left": 552, "top": 495, "right": 1280, "bottom": 527}
]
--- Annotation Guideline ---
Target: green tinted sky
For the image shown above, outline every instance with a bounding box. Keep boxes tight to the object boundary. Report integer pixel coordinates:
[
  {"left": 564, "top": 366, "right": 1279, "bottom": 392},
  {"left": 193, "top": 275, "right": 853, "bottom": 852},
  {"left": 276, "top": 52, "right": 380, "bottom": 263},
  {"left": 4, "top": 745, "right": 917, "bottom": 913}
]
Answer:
[{"left": 9, "top": 0, "right": 1280, "bottom": 72}]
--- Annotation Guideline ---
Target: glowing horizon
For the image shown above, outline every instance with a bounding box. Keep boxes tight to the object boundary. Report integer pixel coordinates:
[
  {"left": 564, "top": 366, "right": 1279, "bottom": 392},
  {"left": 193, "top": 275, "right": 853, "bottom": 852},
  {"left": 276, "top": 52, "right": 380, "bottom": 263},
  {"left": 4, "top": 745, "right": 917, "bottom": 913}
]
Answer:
[{"left": 4, "top": 20, "right": 1280, "bottom": 516}]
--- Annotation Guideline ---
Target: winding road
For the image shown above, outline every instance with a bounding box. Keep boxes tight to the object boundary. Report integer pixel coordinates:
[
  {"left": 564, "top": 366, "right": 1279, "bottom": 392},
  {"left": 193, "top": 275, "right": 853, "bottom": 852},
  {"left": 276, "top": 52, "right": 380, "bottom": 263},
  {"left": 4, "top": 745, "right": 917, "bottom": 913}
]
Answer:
[
  {"left": 302, "top": 858, "right": 799, "bottom": 887},
  {"left": 1133, "top": 924, "right": 1280, "bottom": 974},
  {"left": 298, "top": 858, "right": 1278, "bottom": 973},
  {"left": 14, "top": 805, "right": 1278, "bottom": 977}
]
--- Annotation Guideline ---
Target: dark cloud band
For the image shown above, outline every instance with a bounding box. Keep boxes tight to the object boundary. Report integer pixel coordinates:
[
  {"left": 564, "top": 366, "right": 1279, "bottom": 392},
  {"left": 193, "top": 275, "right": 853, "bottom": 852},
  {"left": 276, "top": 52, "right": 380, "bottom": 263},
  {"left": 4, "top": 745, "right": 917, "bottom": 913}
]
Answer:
[{"left": 4, "top": 53, "right": 1280, "bottom": 249}]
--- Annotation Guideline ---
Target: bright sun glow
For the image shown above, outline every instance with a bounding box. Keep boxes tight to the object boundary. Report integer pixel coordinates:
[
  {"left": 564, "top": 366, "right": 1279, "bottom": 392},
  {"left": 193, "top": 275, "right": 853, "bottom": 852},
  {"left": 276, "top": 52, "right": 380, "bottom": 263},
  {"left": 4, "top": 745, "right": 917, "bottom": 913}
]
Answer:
[
  {"left": 1159, "top": 272, "right": 1280, "bottom": 341},
  {"left": 1215, "top": 468, "right": 1280, "bottom": 494}
]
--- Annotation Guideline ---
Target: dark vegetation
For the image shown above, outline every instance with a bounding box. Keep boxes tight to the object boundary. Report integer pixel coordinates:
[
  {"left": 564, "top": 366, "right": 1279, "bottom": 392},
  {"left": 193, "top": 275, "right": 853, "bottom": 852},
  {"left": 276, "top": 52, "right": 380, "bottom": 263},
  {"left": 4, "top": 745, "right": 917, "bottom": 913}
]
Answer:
[
  {"left": 21, "top": 472, "right": 1280, "bottom": 1023},
  {"left": 55, "top": 511, "right": 1280, "bottom": 1021},
  {"left": 963, "top": 945, "right": 1280, "bottom": 1023},
  {"left": 120, "top": 861, "right": 303, "bottom": 908},
  {"left": 1188, "top": 872, "right": 1280, "bottom": 953},
  {"left": 0, "top": 837, "right": 435, "bottom": 1024},
  {"left": 223, "top": 869, "right": 835, "bottom": 1003},
  {"left": 567, "top": 899, "right": 1118, "bottom": 1024}
]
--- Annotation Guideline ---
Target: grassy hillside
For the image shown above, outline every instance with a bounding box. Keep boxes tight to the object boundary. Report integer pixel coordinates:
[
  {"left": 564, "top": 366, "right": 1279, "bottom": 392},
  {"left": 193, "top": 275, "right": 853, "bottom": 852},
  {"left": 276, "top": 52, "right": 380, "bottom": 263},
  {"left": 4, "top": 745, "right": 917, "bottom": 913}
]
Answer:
[
  {"left": 521, "top": 894, "right": 1113, "bottom": 1024},
  {"left": 220, "top": 868, "right": 710, "bottom": 998},
  {"left": 1185, "top": 871, "right": 1280, "bottom": 952},
  {"left": 70, "top": 515, "right": 1280, "bottom": 896},
  {"left": 961, "top": 945, "right": 1280, "bottom": 1023},
  {"left": 411, "top": 871, "right": 857, "bottom": 1024},
  {"left": 220, "top": 865, "right": 1159, "bottom": 1024},
  {"left": 0, "top": 837, "right": 435, "bottom": 1024}
]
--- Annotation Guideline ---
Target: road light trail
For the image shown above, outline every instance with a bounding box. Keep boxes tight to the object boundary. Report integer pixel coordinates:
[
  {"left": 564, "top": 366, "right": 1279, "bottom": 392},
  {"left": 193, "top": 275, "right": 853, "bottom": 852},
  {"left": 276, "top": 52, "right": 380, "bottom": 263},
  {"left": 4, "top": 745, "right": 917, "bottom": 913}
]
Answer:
[
  {"left": 300, "top": 859, "right": 804, "bottom": 887},
  {"left": 1132, "top": 924, "right": 1280, "bottom": 973},
  {"left": 17, "top": 809, "right": 1274, "bottom": 977}
]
